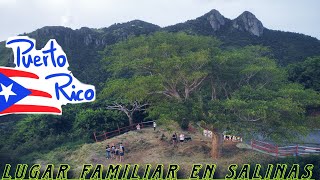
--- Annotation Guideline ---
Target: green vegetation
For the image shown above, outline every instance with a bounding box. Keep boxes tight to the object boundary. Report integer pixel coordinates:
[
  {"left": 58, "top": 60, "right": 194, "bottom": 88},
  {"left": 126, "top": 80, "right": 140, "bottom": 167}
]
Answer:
[
  {"left": 0, "top": 20, "right": 319, "bottom": 169},
  {"left": 100, "top": 32, "right": 320, "bottom": 141},
  {"left": 288, "top": 56, "right": 320, "bottom": 91},
  {"left": 165, "top": 16, "right": 320, "bottom": 66}
]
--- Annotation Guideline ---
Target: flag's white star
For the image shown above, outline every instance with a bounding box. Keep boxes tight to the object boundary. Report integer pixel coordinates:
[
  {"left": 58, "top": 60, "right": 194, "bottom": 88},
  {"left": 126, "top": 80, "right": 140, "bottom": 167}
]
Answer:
[{"left": 0, "top": 83, "right": 16, "bottom": 102}]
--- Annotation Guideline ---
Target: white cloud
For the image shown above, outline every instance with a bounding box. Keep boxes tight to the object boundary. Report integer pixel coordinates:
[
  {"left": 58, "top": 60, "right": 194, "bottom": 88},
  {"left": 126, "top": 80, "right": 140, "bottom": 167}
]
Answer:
[
  {"left": 0, "top": 0, "right": 16, "bottom": 5},
  {"left": 60, "top": 15, "right": 73, "bottom": 27}
]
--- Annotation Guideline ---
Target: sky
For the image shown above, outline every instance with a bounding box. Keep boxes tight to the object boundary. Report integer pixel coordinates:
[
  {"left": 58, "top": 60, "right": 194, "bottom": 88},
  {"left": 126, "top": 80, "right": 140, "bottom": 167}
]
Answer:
[{"left": 0, "top": 0, "right": 319, "bottom": 41}]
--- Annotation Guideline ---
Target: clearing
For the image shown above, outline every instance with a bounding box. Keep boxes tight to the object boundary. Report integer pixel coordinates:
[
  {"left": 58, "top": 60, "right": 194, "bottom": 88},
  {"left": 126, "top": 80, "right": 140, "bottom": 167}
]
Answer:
[{"left": 36, "top": 122, "right": 275, "bottom": 178}]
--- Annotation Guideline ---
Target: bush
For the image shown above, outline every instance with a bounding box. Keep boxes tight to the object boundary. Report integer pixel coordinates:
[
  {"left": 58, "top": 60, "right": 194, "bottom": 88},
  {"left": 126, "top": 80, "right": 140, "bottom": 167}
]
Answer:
[{"left": 180, "top": 118, "right": 189, "bottom": 130}]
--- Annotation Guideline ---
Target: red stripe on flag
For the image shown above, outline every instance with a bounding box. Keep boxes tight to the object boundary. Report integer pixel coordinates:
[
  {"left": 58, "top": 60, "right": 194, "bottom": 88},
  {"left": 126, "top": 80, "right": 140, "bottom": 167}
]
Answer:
[
  {"left": 28, "top": 89, "right": 52, "bottom": 98},
  {"left": 0, "top": 68, "right": 39, "bottom": 79},
  {"left": 0, "top": 105, "right": 61, "bottom": 114}
]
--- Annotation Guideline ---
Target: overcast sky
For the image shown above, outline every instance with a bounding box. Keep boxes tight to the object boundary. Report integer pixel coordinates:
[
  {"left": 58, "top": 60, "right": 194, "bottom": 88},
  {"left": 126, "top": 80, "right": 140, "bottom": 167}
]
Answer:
[{"left": 0, "top": 0, "right": 319, "bottom": 41}]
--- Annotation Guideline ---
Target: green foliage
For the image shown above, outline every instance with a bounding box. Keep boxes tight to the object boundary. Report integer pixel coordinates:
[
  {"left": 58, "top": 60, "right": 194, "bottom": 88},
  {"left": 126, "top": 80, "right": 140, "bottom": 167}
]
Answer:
[
  {"left": 180, "top": 118, "right": 190, "bottom": 130},
  {"left": 0, "top": 42, "right": 12, "bottom": 66},
  {"left": 207, "top": 48, "right": 319, "bottom": 141},
  {"left": 104, "top": 32, "right": 220, "bottom": 87},
  {"left": 209, "top": 46, "right": 286, "bottom": 99},
  {"left": 73, "top": 109, "right": 125, "bottom": 141},
  {"left": 165, "top": 13, "right": 320, "bottom": 66},
  {"left": 258, "top": 155, "right": 320, "bottom": 179},
  {"left": 100, "top": 76, "right": 159, "bottom": 103},
  {"left": 220, "top": 84, "right": 318, "bottom": 141},
  {"left": 0, "top": 105, "right": 127, "bottom": 165},
  {"left": 1, "top": 24, "right": 320, "bottom": 165},
  {"left": 288, "top": 56, "right": 320, "bottom": 91},
  {"left": 101, "top": 32, "right": 220, "bottom": 128},
  {"left": 99, "top": 32, "right": 320, "bottom": 142}
]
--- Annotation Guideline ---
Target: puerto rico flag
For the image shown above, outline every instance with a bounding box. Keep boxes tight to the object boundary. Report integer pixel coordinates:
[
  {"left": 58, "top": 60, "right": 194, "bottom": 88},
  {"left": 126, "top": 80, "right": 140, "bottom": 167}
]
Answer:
[{"left": 0, "top": 67, "right": 61, "bottom": 116}]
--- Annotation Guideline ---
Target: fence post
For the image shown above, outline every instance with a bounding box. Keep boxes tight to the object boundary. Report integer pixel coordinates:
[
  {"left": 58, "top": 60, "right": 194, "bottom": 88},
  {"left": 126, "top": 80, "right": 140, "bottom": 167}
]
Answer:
[
  {"left": 118, "top": 125, "right": 121, "bottom": 134},
  {"left": 296, "top": 145, "right": 299, "bottom": 156},
  {"left": 93, "top": 132, "right": 97, "bottom": 142},
  {"left": 103, "top": 131, "right": 107, "bottom": 140}
]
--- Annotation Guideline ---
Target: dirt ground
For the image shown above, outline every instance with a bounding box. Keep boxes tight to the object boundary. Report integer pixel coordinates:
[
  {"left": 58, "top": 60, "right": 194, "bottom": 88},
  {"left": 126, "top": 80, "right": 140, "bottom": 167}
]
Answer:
[{"left": 50, "top": 126, "right": 275, "bottom": 178}]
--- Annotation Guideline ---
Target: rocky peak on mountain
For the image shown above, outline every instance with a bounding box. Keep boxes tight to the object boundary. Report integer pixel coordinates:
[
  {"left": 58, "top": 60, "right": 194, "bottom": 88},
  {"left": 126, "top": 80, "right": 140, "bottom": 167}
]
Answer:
[
  {"left": 232, "top": 11, "right": 264, "bottom": 37},
  {"left": 205, "top": 9, "right": 226, "bottom": 31},
  {"left": 0, "top": 8, "right": 320, "bottom": 86}
]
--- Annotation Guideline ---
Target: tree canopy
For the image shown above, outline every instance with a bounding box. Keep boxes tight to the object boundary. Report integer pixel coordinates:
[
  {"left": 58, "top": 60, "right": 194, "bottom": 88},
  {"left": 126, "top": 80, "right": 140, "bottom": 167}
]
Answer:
[
  {"left": 100, "top": 32, "right": 320, "bottom": 141},
  {"left": 288, "top": 56, "right": 320, "bottom": 91}
]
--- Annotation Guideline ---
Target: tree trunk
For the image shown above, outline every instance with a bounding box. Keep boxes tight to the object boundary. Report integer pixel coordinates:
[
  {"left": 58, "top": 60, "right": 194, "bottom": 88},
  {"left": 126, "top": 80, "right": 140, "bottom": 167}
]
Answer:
[
  {"left": 211, "top": 131, "right": 221, "bottom": 159},
  {"left": 184, "top": 87, "right": 190, "bottom": 99},
  {"left": 211, "top": 78, "right": 217, "bottom": 100},
  {"left": 222, "top": 83, "right": 229, "bottom": 99},
  {"left": 171, "top": 89, "right": 182, "bottom": 100},
  {"left": 124, "top": 111, "right": 134, "bottom": 126},
  {"left": 128, "top": 115, "right": 133, "bottom": 126}
]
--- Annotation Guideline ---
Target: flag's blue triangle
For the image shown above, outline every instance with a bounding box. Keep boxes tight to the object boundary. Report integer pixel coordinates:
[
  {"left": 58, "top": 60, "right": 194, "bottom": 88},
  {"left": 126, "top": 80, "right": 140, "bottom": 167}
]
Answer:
[{"left": 0, "top": 73, "right": 31, "bottom": 112}]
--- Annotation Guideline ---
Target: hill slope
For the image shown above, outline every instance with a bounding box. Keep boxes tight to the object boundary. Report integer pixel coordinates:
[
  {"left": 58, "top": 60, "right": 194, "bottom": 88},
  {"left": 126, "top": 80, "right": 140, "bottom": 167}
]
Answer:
[{"left": 35, "top": 125, "right": 273, "bottom": 178}]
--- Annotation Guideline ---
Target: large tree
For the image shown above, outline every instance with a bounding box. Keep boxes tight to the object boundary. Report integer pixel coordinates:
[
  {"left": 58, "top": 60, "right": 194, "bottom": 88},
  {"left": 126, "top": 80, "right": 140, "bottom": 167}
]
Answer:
[
  {"left": 100, "top": 76, "right": 155, "bottom": 125},
  {"left": 204, "top": 47, "right": 320, "bottom": 142},
  {"left": 100, "top": 32, "right": 320, "bottom": 159},
  {"left": 101, "top": 32, "right": 220, "bottom": 126}
]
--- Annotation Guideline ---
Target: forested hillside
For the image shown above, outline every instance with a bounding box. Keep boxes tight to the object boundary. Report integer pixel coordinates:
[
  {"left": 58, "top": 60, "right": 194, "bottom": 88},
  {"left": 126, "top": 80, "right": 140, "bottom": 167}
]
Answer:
[{"left": 0, "top": 9, "right": 320, "bottom": 167}]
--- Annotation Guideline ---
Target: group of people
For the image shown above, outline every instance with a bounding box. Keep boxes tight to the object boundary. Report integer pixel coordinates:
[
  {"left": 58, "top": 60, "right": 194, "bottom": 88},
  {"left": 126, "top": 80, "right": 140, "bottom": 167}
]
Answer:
[
  {"left": 105, "top": 122, "right": 157, "bottom": 162},
  {"left": 106, "top": 143, "right": 125, "bottom": 162},
  {"left": 136, "top": 121, "right": 157, "bottom": 131},
  {"left": 171, "top": 132, "right": 188, "bottom": 146}
]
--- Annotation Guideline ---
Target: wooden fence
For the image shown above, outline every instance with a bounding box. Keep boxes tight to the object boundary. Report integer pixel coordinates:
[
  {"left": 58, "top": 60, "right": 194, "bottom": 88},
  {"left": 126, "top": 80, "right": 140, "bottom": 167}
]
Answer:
[
  {"left": 93, "top": 121, "right": 154, "bottom": 142},
  {"left": 251, "top": 139, "right": 320, "bottom": 157}
]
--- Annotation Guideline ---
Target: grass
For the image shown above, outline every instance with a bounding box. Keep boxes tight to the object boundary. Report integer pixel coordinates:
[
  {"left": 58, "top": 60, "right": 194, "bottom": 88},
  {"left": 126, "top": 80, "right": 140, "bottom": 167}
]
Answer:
[{"left": 34, "top": 122, "right": 277, "bottom": 178}]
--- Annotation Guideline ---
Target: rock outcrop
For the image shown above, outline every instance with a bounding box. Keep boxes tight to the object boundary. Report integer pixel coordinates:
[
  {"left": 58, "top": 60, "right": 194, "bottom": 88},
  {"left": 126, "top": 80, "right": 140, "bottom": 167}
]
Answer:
[
  {"left": 206, "top": 9, "right": 226, "bottom": 31},
  {"left": 232, "top": 11, "right": 264, "bottom": 37}
]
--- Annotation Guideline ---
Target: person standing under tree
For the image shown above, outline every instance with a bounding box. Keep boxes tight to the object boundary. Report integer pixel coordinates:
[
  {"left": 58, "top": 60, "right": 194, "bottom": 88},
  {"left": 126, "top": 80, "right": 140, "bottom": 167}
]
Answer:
[
  {"left": 120, "top": 143, "right": 125, "bottom": 152},
  {"left": 153, "top": 121, "right": 157, "bottom": 131},
  {"left": 111, "top": 143, "right": 115, "bottom": 159},
  {"left": 106, "top": 145, "right": 111, "bottom": 159},
  {"left": 179, "top": 133, "right": 185, "bottom": 143},
  {"left": 172, "top": 132, "right": 177, "bottom": 147},
  {"left": 119, "top": 145, "right": 124, "bottom": 162},
  {"left": 115, "top": 146, "right": 120, "bottom": 161}
]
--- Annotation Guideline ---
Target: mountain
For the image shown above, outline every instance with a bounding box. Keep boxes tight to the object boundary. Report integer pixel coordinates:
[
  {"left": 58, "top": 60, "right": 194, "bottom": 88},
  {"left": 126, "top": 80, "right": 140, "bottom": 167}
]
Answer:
[
  {"left": 165, "top": 9, "right": 320, "bottom": 65},
  {"left": 0, "top": 9, "right": 320, "bottom": 85},
  {"left": 232, "top": 11, "right": 264, "bottom": 37},
  {"left": 0, "top": 20, "right": 160, "bottom": 86},
  {"left": 164, "top": 9, "right": 264, "bottom": 36}
]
